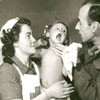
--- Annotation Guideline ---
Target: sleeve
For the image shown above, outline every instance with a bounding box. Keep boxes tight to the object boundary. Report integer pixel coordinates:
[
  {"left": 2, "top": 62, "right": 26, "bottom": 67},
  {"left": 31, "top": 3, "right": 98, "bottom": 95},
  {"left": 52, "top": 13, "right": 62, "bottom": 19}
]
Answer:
[
  {"left": 73, "top": 63, "right": 100, "bottom": 100},
  {"left": 0, "top": 64, "right": 22, "bottom": 100}
]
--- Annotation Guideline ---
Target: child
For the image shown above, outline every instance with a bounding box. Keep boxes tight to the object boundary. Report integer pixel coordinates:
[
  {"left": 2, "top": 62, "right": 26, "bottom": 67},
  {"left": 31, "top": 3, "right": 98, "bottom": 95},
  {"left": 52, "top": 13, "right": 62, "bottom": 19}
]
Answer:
[{"left": 36, "top": 22, "right": 74, "bottom": 100}]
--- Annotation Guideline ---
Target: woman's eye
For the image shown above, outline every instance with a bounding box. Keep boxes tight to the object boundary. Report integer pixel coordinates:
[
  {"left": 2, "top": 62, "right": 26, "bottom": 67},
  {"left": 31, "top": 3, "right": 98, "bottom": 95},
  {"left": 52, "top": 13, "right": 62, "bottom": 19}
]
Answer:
[
  {"left": 79, "top": 21, "right": 81, "bottom": 25},
  {"left": 63, "top": 30, "right": 66, "bottom": 32}
]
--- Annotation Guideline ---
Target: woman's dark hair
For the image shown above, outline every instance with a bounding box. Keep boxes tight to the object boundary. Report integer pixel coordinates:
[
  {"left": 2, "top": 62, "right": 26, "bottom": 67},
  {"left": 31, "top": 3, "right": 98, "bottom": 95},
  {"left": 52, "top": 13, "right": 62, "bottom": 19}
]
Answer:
[
  {"left": 1, "top": 18, "right": 31, "bottom": 64},
  {"left": 36, "top": 22, "right": 70, "bottom": 49}
]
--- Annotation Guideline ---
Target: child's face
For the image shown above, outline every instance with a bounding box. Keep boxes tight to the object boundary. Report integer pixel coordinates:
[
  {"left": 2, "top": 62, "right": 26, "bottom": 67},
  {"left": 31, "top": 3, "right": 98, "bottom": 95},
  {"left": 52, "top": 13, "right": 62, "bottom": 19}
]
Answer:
[{"left": 49, "top": 23, "right": 67, "bottom": 44}]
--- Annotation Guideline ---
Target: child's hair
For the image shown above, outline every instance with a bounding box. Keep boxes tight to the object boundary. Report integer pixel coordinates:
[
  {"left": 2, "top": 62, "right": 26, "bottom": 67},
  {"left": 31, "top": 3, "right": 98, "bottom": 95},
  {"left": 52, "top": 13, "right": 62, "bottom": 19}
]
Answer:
[{"left": 37, "top": 21, "right": 70, "bottom": 49}]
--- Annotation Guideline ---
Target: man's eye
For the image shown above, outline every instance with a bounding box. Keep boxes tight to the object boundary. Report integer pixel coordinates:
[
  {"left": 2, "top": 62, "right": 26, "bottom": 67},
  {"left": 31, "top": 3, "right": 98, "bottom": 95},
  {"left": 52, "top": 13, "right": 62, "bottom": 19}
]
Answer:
[{"left": 27, "top": 35, "right": 30, "bottom": 38}]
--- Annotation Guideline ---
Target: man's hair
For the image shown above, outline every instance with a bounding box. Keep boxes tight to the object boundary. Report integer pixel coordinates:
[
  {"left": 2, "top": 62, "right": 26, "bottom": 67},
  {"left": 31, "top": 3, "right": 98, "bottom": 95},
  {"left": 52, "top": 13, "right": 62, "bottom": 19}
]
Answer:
[
  {"left": 82, "top": 0, "right": 100, "bottom": 24},
  {"left": 88, "top": 5, "right": 100, "bottom": 24},
  {"left": 82, "top": 0, "right": 100, "bottom": 6}
]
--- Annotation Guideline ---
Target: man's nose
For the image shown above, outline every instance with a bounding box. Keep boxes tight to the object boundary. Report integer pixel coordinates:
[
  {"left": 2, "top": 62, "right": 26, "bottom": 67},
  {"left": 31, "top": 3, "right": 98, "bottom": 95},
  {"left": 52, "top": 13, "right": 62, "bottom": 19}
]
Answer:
[{"left": 75, "top": 22, "right": 80, "bottom": 30}]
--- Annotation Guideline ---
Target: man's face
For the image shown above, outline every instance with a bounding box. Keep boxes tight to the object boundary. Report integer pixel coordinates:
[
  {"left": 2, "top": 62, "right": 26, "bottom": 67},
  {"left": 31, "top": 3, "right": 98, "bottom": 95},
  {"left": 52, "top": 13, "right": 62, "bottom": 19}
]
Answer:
[{"left": 75, "top": 4, "right": 95, "bottom": 42}]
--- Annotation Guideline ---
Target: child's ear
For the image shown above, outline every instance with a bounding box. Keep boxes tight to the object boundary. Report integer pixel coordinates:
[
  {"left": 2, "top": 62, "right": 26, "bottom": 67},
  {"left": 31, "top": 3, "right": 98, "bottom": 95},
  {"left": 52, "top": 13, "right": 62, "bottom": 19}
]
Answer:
[
  {"left": 63, "top": 39, "right": 68, "bottom": 45},
  {"left": 46, "top": 32, "right": 50, "bottom": 37}
]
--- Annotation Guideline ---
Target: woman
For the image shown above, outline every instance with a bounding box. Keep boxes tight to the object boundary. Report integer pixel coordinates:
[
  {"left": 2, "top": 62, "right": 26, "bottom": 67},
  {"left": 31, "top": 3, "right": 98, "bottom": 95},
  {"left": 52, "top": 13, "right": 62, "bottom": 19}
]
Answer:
[
  {"left": 0, "top": 17, "right": 72, "bottom": 100},
  {"left": 0, "top": 40, "right": 3, "bottom": 65}
]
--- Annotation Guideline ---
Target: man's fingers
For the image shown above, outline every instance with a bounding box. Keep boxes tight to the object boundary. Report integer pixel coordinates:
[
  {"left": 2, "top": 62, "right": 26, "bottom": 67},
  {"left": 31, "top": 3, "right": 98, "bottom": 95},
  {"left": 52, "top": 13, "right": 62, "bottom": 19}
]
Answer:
[
  {"left": 52, "top": 44, "right": 66, "bottom": 51},
  {"left": 62, "top": 94, "right": 70, "bottom": 98},
  {"left": 52, "top": 47, "right": 62, "bottom": 56},
  {"left": 95, "top": 49, "right": 100, "bottom": 54},
  {"left": 63, "top": 86, "right": 75, "bottom": 92},
  {"left": 54, "top": 44, "right": 67, "bottom": 50},
  {"left": 91, "top": 45, "right": 98, "bottom": 52},
  {"left": 64, "top": 83, "right": 73, "bottom": 87},
  {"left": 64, "top": 89, "right": 74, "bottom": 95}
]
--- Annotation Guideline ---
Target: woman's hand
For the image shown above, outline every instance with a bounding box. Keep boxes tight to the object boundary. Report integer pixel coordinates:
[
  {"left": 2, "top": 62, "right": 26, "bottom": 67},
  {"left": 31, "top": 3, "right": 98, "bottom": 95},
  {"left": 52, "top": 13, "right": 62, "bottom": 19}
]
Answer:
[{"left": 46, "top": 80, "right": 74, "bottom": 99}]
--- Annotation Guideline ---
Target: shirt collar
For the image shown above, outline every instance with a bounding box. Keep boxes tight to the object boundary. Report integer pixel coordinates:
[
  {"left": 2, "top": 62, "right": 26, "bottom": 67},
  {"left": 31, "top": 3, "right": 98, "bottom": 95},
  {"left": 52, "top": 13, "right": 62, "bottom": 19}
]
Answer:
[{"left": 11, "top": 56, "right": 36, "bottom": 75}]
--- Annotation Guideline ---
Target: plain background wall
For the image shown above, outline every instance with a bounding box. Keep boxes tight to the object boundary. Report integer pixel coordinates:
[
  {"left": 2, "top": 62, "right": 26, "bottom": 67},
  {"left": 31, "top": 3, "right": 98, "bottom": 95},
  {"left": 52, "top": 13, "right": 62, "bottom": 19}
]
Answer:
[{"left": 0, "top": 0, "right": 84, "bottom": 42}]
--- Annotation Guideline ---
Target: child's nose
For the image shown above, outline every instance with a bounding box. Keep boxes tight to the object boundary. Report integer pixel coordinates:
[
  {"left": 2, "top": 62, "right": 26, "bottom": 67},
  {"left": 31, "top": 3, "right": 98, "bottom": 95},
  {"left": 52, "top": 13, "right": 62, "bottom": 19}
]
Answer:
[{"left": 58, "top": 29, "right": 64, "bottom": 33}]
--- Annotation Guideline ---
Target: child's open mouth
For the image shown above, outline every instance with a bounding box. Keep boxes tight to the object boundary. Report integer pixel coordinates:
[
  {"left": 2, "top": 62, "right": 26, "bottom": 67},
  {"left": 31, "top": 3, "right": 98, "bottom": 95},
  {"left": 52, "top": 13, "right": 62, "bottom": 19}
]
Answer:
[{"left": 56, "top": 34, "right": 61, "bottom": 41}]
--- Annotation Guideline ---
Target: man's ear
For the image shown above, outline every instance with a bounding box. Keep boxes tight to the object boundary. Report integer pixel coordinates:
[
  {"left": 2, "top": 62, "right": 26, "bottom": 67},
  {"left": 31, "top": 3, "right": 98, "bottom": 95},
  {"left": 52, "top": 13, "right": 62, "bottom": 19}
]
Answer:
[{"left": 91, "top": 21, "right": 99, "bottom": 33}]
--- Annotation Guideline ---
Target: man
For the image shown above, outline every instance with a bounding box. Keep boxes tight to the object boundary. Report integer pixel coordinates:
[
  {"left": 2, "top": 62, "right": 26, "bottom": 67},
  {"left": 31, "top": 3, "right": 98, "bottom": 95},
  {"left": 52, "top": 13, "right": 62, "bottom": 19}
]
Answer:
[
  {"left": 52, "top": 0, "right": 100, "bottom": 100},
  {"left": 73, "top": 1, "right": 100, "bottom": 100}
]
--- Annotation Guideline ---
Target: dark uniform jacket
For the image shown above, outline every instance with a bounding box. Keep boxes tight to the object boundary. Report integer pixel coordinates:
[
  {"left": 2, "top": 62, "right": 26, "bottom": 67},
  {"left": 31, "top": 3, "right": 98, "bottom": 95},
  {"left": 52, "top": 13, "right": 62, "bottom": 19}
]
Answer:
[{"left": 73, "top": 42, "right": 100, "bottom": 100}]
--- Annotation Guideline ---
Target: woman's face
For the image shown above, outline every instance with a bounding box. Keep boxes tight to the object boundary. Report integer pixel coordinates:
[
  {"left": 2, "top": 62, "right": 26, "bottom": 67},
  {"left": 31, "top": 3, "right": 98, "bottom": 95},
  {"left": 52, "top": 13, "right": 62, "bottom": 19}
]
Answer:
[
  {"left": 15, "top": 24, "right": 36, "bottom": 56},
  {"left": 0, "top": 34, "right": 3, "bottom": 51}
]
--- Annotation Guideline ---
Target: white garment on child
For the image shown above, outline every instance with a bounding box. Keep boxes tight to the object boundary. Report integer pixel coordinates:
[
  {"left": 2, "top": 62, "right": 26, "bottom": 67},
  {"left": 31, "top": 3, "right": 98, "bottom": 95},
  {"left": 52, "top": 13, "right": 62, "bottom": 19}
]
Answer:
[{"left": 62, "top": 42, "right": 82, "bottom": 81}]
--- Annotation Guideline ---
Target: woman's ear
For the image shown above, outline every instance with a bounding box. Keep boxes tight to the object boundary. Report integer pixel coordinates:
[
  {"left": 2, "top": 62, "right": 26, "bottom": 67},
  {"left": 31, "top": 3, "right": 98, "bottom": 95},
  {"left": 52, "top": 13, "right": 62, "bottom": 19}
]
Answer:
[
  {"left": 13, "top": 42, "right": 18, "bottom": 47},
  {"left": 91, "top": 21, "right": 99, "bottom": 33}
]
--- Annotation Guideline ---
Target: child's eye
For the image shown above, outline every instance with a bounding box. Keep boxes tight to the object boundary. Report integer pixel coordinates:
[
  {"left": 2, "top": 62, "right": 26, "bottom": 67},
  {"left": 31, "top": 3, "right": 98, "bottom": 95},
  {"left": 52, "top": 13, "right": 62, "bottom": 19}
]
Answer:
[
  {"left": 63, "top": 30, "right": 66, "bottom": 32},
  {"left": 56, "top": 28, "right": 59, "bottom": 30}
]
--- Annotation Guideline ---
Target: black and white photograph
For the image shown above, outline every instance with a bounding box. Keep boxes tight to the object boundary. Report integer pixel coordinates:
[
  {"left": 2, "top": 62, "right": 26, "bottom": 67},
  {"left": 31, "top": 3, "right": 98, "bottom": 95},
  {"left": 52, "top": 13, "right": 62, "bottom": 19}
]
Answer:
[{"left": 0, "top": 0, "right": 100, "bottom": 100}]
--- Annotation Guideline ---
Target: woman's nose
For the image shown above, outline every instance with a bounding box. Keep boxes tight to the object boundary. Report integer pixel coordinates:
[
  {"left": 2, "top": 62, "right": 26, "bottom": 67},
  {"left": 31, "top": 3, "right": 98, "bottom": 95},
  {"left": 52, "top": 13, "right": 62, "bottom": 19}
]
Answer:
[{"left": 31, "top": 36, "right": 36, "bottom": 42}]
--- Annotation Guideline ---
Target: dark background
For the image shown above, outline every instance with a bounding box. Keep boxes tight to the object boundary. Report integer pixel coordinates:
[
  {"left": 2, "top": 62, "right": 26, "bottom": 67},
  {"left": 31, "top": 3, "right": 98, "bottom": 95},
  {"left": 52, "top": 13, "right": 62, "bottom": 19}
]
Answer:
[{"left": 0, "top": 0, "right": 84, "bottom": 42}]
